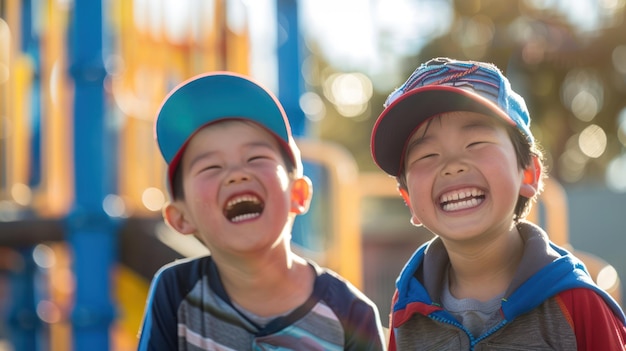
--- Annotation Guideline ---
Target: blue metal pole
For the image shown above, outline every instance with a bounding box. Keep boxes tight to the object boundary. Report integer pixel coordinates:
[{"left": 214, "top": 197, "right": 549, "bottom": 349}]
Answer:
[
  {"left": 20, "top": 0, "right": 42, "bottom": 187},
  {"left": 276, "top": 0, "right": 329, "bottom": 252},
  {"left": 66, "top": 1, "right": 116, "bottom": 350},
  {"left": 5, "top": 249, "right": 42, "bottom": 351},
  {"left": 276, "top": 0, "right": 306, "bottom": 137}
]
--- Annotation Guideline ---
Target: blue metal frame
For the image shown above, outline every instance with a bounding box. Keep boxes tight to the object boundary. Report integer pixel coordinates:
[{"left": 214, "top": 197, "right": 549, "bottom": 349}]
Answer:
[
  {"left": 20, "top": 0, "right": 42, "bottom": 187},
  {"left": 275, "top": 0, "right": 331, "bottom": 256},
  {"left": 66, "top": 1, "right": 117, "bottom": 350},
  {"left": 5, "top": 248, "right": 44, "bottom": 351},
  {"left": 276, "top": 0, "right": 306, "bottom": 137}
]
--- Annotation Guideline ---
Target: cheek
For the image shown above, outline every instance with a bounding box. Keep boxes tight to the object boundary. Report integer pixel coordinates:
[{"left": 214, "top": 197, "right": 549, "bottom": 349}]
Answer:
[
  {"left": 405, "top": 173, "right": 434, "bottom": 205},
  {"left": 405, "top": 164, "right": 433, "bottom": 187},
  {"left": 275, "top": 166, "right": 290, "bottom": 191},
  {"left": 185, "top": 176, "right": 217, "bottom": 205},
  {"left": 483, "top": 152, "right": 525, "bottom": 191}
]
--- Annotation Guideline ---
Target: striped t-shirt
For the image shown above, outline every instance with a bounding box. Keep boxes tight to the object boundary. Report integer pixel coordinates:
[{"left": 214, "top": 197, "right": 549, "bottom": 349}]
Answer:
[{"left": 138, "top": 256, "right": 385, "bottom": 350}]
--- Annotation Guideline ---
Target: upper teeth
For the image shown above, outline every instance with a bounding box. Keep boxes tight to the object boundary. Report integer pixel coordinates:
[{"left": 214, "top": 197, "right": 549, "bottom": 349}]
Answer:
[
  {"left": 226, "top": 195, "right": 259, "bottom": 209},
  {"left": 440, "top": 188, "right": 484, "bottom": 203}
]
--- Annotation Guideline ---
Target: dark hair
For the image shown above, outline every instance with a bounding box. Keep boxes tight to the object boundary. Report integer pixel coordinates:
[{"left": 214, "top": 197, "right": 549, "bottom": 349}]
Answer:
[
  {"left": 171, "top": 165, "right": 185, "bottom": 201},
  {"left": 170, "top": 146, "right": 298, "bottom": 201},
  {"left": 396, "top": 119, "right": 545, "bottom": 223},
  {"left": 507, "top": 126, "right": 546, "bottom": 221}
]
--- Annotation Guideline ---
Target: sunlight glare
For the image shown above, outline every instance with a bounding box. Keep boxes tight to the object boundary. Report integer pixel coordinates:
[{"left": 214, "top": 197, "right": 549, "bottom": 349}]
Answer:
[{"left": 164, "top": 0, "right": 192, "bottom": 44}]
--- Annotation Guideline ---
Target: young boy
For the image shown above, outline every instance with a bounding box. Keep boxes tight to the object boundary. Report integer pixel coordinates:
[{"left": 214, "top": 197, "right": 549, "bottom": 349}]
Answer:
[
  {"left": 370, "top": 57, "right": 626, "bottom": 350},
  {"left": 138, "top": 72, "right": 385, "bottom": 350}
]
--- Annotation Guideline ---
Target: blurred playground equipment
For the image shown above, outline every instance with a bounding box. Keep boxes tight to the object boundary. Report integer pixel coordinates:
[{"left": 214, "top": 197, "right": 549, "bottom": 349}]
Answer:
[{"left": 0, "top": 0, "right": 622, "bottom": 350}]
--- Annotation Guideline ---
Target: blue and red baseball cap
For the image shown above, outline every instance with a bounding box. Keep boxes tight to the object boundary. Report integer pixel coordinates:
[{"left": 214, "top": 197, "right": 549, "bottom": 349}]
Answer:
[
  {"left": 371, "top": 57, "right": 534, "bottom": 176},
  {"left": 155, "top": 72, "right": 302, "bottom": 195}
]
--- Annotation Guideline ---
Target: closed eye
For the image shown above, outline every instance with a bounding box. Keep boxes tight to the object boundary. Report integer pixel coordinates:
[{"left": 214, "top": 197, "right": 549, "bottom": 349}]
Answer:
[
  {"left": 406, "top": 152, "right": 438, "bottom": 167},
  {"left": 419, "top": 153, "right": 438, "bottom": 160},
  {"left": 200, "top": 164, "right": 221, "bottom": 172},
  {"left": 248, "top": 155, "right": 272, "bottom": 162},
  {"left": 467, "top": 141, "right": 489, "bottom": 148},
  {"left": 406, "top": 147, "right": 438, "bottom": 165}
]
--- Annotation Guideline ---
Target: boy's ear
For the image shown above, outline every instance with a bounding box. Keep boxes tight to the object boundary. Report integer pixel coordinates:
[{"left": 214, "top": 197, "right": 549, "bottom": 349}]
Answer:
[
  {"left": 398, "top": 187, "right": 422, "bottom": 226},
  {"left": 520, "top": 155, "right": 542, "bottom": 198},
  {"left": 163, "top": 201, "right": 197, "bottom": 235},
  {"left": 290, "top": 176, "right": 313, "bottom": 215}
]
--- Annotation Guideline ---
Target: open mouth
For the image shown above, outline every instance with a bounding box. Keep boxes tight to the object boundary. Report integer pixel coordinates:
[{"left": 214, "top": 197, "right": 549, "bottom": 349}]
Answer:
[
  {"left": 223, "top": 194, "right": 265, "bottom": 223},
  {"left": 439, "top": 188, "right": 485, "bottom": 212}
]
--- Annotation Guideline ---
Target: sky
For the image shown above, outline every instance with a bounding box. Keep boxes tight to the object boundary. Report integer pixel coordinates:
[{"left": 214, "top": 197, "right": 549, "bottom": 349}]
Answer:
[
  {"left": 246, "top": 0, "right": 451, "bottom": 91},
  {"left": 245, "top": 0, "right": 616, "bottom": 92}
]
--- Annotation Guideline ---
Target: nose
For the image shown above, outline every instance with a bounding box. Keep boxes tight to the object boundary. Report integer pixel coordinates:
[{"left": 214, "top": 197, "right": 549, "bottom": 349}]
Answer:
[
  {"left": 225, "top": 168, "right": 251, "bottom": 185},
  {"left": 441, "top": 158, "right": 468, "bottom": 176}
]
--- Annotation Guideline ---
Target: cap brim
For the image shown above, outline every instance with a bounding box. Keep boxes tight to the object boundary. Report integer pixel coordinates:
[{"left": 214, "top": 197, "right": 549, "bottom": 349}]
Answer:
[{"left": 371, "top": 85, "right": 517, "bottom": 176}]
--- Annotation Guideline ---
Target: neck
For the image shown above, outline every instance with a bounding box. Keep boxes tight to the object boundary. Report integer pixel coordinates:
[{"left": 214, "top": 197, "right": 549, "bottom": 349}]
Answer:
[
  {"left": 214, "top": 247, "right": 314, "bottom": 317},
  {"left": 445, "top": 225, "right": 524, "bottom": 301}
]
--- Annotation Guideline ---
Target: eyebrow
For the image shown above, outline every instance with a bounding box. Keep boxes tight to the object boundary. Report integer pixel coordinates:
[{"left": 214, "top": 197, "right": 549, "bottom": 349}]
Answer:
[
  {"left": 187, "top": 150, "right": 218, "bottom": 171},
  {"left": 405, "top": 118, "right": 499, "bottom": 151},
  {"left": 462, "top": 120, "right": 499, "bottom": 133},
  {"left": 405, "top": 134, "right": 431, "bottom": 153}
]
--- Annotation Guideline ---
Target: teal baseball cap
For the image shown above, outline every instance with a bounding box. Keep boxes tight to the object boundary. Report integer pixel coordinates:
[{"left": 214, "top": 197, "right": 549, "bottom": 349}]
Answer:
[
  {"left": 155, "top": 72, "right": 302, "bottom": 195},
  {"left": 371, "top": 57, "right": 534, "bottom": 177}
]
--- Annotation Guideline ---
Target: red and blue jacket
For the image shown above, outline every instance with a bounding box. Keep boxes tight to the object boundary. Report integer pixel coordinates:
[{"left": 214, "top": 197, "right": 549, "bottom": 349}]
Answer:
[{"left": 388, "top": 221, "right": 626, "bottom": 350}]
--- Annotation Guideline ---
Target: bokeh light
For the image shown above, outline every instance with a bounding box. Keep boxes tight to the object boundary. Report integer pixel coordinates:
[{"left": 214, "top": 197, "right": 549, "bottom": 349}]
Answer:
[
  {"left": 33, "top": 244, "right": 56, "bottom": 269},
  {"left": 11, "top": 183, "right": 32, "bottom": 206},
  {"left": 558, "top": 148, "right": 587, "bottom": 183},
  {"left": 618, "top": 107, "right": 626, "bottom": 146},
  {"left": 606, "top": 154, "right": 626, "bottom": 192},
  {"left": 571, "top": 91, "right": 599, "bottom": 122},
  {"left": 323, "top": 72, "right": 372, "bottom": 118},
  {"left": 300, "top": 92, "right": 326, "bottom": 122},
  {"left": 612, "top": 45, "right": 626, "bottom": 74},
  {"left": 453, "top": 15, "right": 495, "bottom": 60},
  {"left": 142, "top": 187, "right": 166, "bottom": 212},
  {"left": 37, "top": 300, "right": 62, "bottom": 324},
  {"left": 163, "top": 0, "right": 193, "bottom": 44},
  {"left": 578, "top": 124, "right": 607, "bottom": 159},
  {"left": 561, "top": 69, "right": 603, "bottom": 122},
  {"left": 103, "top": 194, "right": 127, "bottom": 218},
  {"left": 597, "top": 264, "right": 620, "bottom": 292}
]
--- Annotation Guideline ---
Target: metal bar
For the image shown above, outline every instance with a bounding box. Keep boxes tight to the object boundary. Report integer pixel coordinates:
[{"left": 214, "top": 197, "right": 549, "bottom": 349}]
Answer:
[
  {"left": 66, "top": 0, "right": 116, "bottom": 349},
  {"left": 276, "top": 0, "right": 306, "bottom": 137},
  {"left": 5, "top": 249, "right": 42, "bottom": 351}
]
